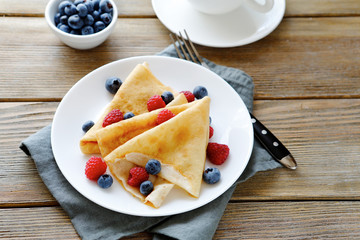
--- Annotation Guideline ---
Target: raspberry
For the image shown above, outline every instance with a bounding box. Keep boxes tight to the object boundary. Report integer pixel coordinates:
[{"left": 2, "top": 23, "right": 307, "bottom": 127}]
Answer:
[
  {"left": 180, "top": 91, "right": 195, "bottom": 102},
  {"left": 206, "top": 142, "right": 230, "bottom": 165},
  {"left": 127, "top": 167, "right": 149, "bottom": 187},
  {"left": 85, "top": 156, "right": 107, "bottom": 180},
  {"left": 209, "top": 126, "right": 214, "bottom": 139},
  {"left": 147, "top": 95, "right": 166, "bottom": 112},
  {"left": 156, "top": 109, "right": 175, "bottom": 125},
  {"left": 102, "top": 109, "right": 123, "bottom": 127}
]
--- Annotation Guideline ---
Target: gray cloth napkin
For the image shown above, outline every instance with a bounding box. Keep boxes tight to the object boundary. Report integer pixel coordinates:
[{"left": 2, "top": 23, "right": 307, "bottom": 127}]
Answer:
[{"left": 20, "top": 45, "right": 282, "bottom": 240}]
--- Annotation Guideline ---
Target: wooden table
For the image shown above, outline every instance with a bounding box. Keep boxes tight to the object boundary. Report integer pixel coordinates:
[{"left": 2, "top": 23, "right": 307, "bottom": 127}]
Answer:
[{"left": 1, "top": 0, "right": 359, "bottom": 239}]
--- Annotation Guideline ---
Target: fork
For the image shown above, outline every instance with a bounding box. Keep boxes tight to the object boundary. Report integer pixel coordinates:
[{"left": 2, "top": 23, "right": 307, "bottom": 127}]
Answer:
[{"left": 170, "top": 30, "right": 297, "bottom": 170}]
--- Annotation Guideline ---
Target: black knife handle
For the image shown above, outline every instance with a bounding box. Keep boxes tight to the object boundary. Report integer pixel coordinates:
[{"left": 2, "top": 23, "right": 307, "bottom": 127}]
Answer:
[{"left": 250, "top": 113, "right": 290, "bottom": 161}]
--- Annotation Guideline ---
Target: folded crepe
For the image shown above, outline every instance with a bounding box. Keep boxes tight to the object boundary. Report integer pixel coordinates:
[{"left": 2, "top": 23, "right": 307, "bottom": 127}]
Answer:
[
  {"left": 105, "top": 97, "right": 211, "bottom": 199},
  {"left": 96, "top": 96, "right": 196, "bottom": 158},
  {"left": 80, "top": 62, "right": 179, "bottom": 155}
]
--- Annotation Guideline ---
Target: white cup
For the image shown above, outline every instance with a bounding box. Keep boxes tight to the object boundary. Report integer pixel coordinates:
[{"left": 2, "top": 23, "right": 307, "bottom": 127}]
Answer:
[{"left": 187, "top": 0, "right": 274, "bottom": 15}]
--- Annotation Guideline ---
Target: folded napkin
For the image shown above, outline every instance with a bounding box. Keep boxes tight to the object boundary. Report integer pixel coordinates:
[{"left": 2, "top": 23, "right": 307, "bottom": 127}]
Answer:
[{"left": 20, "top": 45, "right": 282, "bottom": 240}]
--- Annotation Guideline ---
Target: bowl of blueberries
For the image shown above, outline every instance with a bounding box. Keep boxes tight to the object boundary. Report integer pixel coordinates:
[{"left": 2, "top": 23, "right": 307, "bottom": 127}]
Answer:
[{"left": 45, "top": 0, "right": 118, "bottom": 50}]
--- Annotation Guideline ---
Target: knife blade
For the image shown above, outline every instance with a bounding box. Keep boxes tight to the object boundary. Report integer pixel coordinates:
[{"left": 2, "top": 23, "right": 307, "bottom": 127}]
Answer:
[{"left": 250, "top": 113, "right": 297, "bottom": 169}]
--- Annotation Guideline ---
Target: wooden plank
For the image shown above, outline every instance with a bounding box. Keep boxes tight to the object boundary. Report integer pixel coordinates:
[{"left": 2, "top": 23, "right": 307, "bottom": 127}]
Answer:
[
  {"left": 0, "top": 17, "right": 359, "bottom": 101},
  {"left": 1, "top": 99, "right": 359, "bottom": 205},
  {"left": 1, "top": 202, "right": 360, "bottom": 239},
  {"left": 1, "top": 0, "right": 360, "bottom": 17},
  {"left": 0, "top": 0, "right": 155, "bottom": 17}
]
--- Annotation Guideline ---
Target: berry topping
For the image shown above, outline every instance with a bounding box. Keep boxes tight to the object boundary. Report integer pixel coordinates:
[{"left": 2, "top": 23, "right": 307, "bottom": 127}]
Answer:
[
  {"left": 147, "top": 95, "right": 166, "bottom": 112},
  {"left": 193, "top": 86, "right": 208, "bottom": 99},
  {"left": 203, "top": 167, "right": 221, "bottom": 184},
  {"left": 85, "top": 156, "right": 107, "bottom": 180},
  {"left": 123, "top": 112, "right": 135, "bottom": 120},
  {"left": 140, "top": 180, "right": 154, "bottom": 195},
  {"left": 161, "top": 91, "right": 174, "bottom": 105},
  {"left": 206, "top": 142, "right": 230, "bottom": 165},
  {"left": 82, "top": 120, "right": 94, "bottom": 132},
  {"left": 127, "top": 167, "right": 149, "bottom": 187},
  {"left": 105, "top": 77, "right": 122, "bottom": 94},
  {"left": 156, "top": 109, "right": 175, "bottom": 125},
  {"left": 99, "top": 0, "right": 113, "bottom": 13},
  {"left": 97, "top": 174, "right": 113, "bottom": 188},
  {"left": 180, "top": 91, "right": 195, "bottom": 102},
  {"left": 102, "top": 109, "right": 123, "bottom": 127},
  {"left": 145, "top": 159, "right": 161, "bottom": 175},
  {"left": 209, "top": 126, "right": 214, "bottom": 139}
]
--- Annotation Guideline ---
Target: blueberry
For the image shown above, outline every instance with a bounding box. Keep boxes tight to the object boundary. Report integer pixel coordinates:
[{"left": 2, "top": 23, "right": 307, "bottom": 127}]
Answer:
[
  {"left": 139, "top": 180, "right": 153, "bottom": 195},
  {"left": 105, "top": 77, "right": 122, "bottom": 94},
  {"left": 74, "top": 0, "right": 85, "bottom": 5},
  {"left": 59, "top": 15, "right": 68, "bottom": 24},
  {"left": 82, "top": 120, "right": 94, "bottom": 132},
  {"left": 92, "top": 0, "right": 100, "bottom": 10},
  {"left": 94, "top": 20, "right": 106, "bottom": 32},
  {"left": 209, "top": 116, "right": 212, "bottom": 124},
  {"left": 92, "top": 10, "right": 101, "bottom": 21},
  {"left": 76, "top": 3, "right": 88, "bottom": 17},
  {"left": 124, "top": 112, "right": 135, "bottom": 120},
  {"left": 193, "top": 86, "right": 208, "bottom": 99},
  {"left": 203, "top": 168, "right": 221, "bottom": 184},
  {"left": 161, "top": 91, "right": 174, "bottom": 104},
  {"left": 68, "top": 14, "right": 84, "bottom": 30},
  {"left": 70, "top": 29, "right": 81, "bottom": 35},
  {"left": 57, "top": 24, "right": 70, "bottom": 33},
  {"left": 99, "top": 0, "right": 113, "bottom": 13},
  {"left": 100, "top": 13, "right": 112, "bottom": 25},
  {"left": 85, "top": 1, "right": 95, "bottom": 13},
  {"left": 81, "top": 25, "right": 94, "bottom": 35},
  {"left": 84, "top": 14, "right": 94, "bottom": 26},
  {"left": 64, "top": 4, "right": 77, "bottom": 16},
  {"left": 54, "top": 13, "right": 61, "bottom": 25},
  {"left": 58, "top": 1, "right": 72, "bottom": 15},
  {"left": 97, "top": 174, "right": 113, "bottom": 189},
  {"left": 145, "top": 159, "right": 161, "bottom": 175}
]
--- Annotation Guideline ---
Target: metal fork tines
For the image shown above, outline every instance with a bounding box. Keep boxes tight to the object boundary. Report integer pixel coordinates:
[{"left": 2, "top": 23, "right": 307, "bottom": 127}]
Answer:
[{"left": 170, "top": 30, "right": 209, "bottom": 69}]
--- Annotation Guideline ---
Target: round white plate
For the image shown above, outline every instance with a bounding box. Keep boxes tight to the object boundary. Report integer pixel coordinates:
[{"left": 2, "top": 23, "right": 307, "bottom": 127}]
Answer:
[
  {"left": 152, "top": 0, "right": 285, "bottom": 48},
  {"left": 51, "top": 56, "right": 253, "bottom": 216}
]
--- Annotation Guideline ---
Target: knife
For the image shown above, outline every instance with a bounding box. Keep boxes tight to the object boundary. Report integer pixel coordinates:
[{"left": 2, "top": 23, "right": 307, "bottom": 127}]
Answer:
[{"left": 250, "top": 113, "right": 297, "bottom": 169}]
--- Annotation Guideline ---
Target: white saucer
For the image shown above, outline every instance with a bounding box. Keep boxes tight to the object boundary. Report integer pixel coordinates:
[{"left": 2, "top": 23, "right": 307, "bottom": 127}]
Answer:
[{"left": 152, "top": 0, "right": 285, "bottom": 48}]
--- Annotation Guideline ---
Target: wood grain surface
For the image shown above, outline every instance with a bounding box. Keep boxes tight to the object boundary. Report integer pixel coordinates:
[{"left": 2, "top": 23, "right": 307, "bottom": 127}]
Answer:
[{"left": 1, "top": 0, "right": 359, "bottom": 239}]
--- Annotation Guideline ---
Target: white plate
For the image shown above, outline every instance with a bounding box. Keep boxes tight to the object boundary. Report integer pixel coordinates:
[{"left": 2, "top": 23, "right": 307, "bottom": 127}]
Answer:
[
  {"left": 51, "top": 56, "right": 253, "bottom": 216},
  {"left": 152, "top": 0, "right": 285, "bottom": 48}
]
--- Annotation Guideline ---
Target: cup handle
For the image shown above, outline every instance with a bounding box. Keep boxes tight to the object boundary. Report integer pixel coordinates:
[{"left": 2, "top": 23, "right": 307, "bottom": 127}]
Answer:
[{"left": 244, "top": 0, "right": 274, "bottom": 13}]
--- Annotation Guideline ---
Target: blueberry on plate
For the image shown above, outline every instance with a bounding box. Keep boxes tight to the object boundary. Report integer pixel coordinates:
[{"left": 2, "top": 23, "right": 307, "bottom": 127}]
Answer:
[
  {"left": 193, "top": 86, "right": 208, "bottom": 99},
  {"left": 203, "top": 167, "right": 221, "bottom": 184},
  {"left": 82, "top": 120, "right": 94, "bottom": 132},
  {"left": 97, "top": 174, "right": 113, "bottom": 189},
  {"left": 124, "top": 112, "right": 135, "bottom": 120},
  {"left": 145, "top": 159, "right": 161, "bottom": 175},
  {"left": 81, "top": 25, "right": 94, "bottom": 35},
  {"left": 94, "top": 20, "right": 106, "bottom": 32},
  {"left": 99, "top": 0, "right": 113, "bottom": 13},
  {"left": 161, "top": 91, "right": 174, "bottom": 105},
  {"left": 105, "top": 77, "right": 122, "bottom": 94},
  {"left": 68, "top": 14, "right": 84, "bottom": 30},
  {"left": 140, "top": 180, "right": 153, "bottom": 195}
]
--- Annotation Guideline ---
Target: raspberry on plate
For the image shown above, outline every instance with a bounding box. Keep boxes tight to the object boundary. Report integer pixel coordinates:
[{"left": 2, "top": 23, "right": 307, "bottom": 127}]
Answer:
[
  {"left": 206, "top": 142, "right": 230, "bottom": 165},
  {"left": 85, "top": 156, "right": 107, "bottom": 180},
  {"left": 147, "top": 95, "right": 166, "bottom": 111},
  {"left": 127, "top": 167, "right": 149, "bottom": 187},
  {"left": 156, "top": 109, "right": 175, "bottom": 125},
  {"left": 102, "top": 109, "right": 123, "bottom": 127},
  {"left": 209, "top": 126, "right": 214, "bottom": 139},
  {"left": 180, "top": 90, "right": 195, "bottom": 102}
]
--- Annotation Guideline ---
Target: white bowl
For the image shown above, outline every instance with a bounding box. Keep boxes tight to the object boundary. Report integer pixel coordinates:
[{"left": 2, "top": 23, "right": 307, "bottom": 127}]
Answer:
[{"left": 45, "top": 0, "right": 118, "bottom": 50}]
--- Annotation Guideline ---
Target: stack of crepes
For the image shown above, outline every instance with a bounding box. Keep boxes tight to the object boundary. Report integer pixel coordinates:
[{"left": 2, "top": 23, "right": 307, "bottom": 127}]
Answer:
[{"left": 80, "top": 62, "right": 211, "bottom": 208}]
